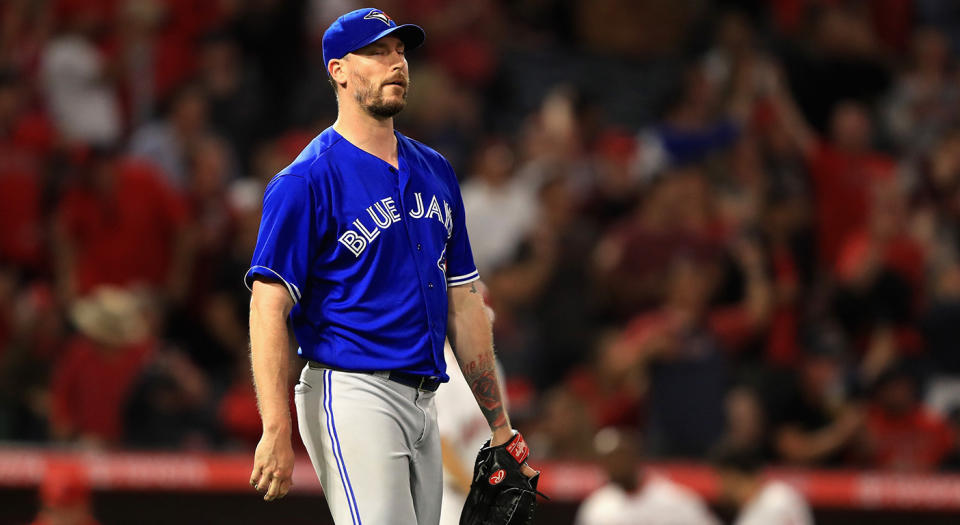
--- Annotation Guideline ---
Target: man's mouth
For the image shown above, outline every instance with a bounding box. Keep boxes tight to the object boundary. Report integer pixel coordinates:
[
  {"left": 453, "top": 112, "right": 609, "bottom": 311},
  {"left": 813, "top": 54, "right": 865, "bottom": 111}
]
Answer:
[{"left": 383, "top": 79, "right": 407, "bottom": 88}]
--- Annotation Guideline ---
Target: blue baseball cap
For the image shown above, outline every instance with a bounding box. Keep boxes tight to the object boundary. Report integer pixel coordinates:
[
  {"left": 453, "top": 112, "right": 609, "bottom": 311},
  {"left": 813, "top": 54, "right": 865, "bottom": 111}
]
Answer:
[{"left": 322, "top": 8, "right": 426, "bottom": 71}]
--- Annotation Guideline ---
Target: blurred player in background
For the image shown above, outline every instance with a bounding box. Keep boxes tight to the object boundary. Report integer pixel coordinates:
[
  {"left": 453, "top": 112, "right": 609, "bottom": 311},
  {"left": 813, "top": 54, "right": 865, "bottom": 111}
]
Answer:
[
  {"left": 438, "top": 340, "right": 495, "bottom": 524},
  {"left": 436, "top": 282, "right": 504, "bottom": 525},
  {"left": 575, "top": 427, "right": 720, "bottom": 525},
  {"left": 715, "top": 446, "right": 814, "bottom": 525}
]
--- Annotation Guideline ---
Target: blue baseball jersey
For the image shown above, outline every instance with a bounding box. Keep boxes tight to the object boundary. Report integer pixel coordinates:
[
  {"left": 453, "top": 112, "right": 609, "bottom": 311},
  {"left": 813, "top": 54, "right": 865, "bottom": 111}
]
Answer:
[{"left": 244, "top": 127, "right": 479, "bottom": 381}]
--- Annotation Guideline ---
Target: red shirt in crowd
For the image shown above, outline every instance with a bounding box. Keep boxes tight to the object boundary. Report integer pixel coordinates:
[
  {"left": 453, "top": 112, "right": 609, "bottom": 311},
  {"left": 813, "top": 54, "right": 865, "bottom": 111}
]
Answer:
[
  {"left": 564, "top": 367, "right": 642, "bottom": 429},
  {"left": 0, "top": 111, "right": 54, "bottom": 269},
  {"left": 0, "top": 165, "right": 42, "bottom": 268},
  {"left": 49, "top": 335, "right": 154, "bottom": 442},
  {"left": 765, "top": 245, "right": 801, "bottom": 366},
  {"left": 807, "top": 141, "right": 894, "bottom": 269},
  {"left": 864, "top": 405, "right": 955, "bottom": 471},
  {"left": 835, "top": 231, "right": 926, "bottom": 290},
  {"left": 56, "top": 158, "right": 187, "bottom": 295}
]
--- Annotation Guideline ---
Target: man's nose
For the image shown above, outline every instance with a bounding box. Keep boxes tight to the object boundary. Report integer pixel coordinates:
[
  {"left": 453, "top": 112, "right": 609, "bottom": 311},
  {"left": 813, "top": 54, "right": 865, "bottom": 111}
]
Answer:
[{"left": 390, "top": 50, "right": 405, "bottom": 69}]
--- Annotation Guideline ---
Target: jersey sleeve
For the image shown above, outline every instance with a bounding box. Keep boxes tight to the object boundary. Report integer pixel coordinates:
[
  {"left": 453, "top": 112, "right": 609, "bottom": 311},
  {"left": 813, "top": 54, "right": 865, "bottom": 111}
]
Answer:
[
  {"left": 244, "top": 174, "right": 315, "bottom": 304},
  {"left": 443, "top": 163, "right": 480, "bottom": 287}
]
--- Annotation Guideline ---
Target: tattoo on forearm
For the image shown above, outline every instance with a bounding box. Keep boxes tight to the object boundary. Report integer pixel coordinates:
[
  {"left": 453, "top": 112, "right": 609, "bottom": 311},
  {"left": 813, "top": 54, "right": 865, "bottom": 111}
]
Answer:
[
  {"left": 462, "top": 352, "right": 508, "bottom": 431},
  {"left": 469, "top": 283, "right": 478, "bottom": 294}
]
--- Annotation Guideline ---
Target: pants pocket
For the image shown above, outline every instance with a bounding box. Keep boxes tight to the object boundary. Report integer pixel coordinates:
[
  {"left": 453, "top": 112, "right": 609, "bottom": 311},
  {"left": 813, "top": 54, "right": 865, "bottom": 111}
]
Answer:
[
  {"left": 294, "top": 364, "right": 315, "bottom": 395},
  {"left": 294, "top": 379, "right": 313, "bottom": 395}
]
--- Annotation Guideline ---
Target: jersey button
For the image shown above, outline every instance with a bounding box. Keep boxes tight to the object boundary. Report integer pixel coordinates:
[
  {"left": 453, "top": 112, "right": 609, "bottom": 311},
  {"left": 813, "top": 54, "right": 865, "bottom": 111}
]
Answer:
[
  {"left": 428, "top": 282, "right": 434, "bottom": 288},
  {"left": 417, "top": 243, "right": 422, "bottom": 251}
]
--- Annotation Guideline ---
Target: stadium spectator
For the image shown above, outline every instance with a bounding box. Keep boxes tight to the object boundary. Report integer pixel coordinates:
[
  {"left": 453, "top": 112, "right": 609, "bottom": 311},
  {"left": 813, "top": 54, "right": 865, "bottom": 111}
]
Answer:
[
  {"left": 562, "top": 331, "right": 644, "bottom": 430},
  {"left": 611, "top": 235, "right": 771, "bottom": 458},
  {"left": 52, "top": 147, "right": 190, "bottom": 303},
  {"left": 0, "top": 283, "right": 65, "bottom": 441},
  {"left": 756, "top": 185, "right": 815, "bottom": 367},
  {"left": 195, "top": 31, "right": 264, "bottom": 168},
  {"left": 489, "top": 174, "right": 599, "bottom": 389},
  {"left": 575, "top": 427, "right": 720, "bottom": 525},
  {"left": 176, "top": 166, "right": 263, "bottom": 383},
  {"left": 49, "top": 287, "right": 156, "bottom": 447},
  {"left": 884, "top": 27, "right": 959, "bottom": 159},
  {"left": 182, "top": 136, "right": 237, "bottom": 294},
  {"left": 593, "top": 165, "right": 727, "bottom": 318},
  {"left": 460, "top": 138, "right": 534, "bottom": 275},
  {"left": 765, "top": 329, "right": 865, "bottom": 467},
  {"left": 0, "top": 1, "right": 53, "bottom": 75},
  {"left": 767, "top": 61, "right": 897, "bottom": 270},
  {"left": 39, "top": 4, "right": 121, "bottom": 146},
  {"left": 164, "top": 135, "right": 243, "bottom": 379},
  {"left": 111, "top": 0, "right": 177, "bottom": 129},
  {"left": 128, "top": 83, "right": 217, "bottom": 187},
  {"left": 856, "top": 364, "right": 955, "bottom": 471},
  {"left": 832, "top": 179, "right": 926, "bottom": 372},
  {"left": 635, "top": 49, "right": 757, "bottom": 179},
  {"left": 123, "top": 344, "right": 217, "bottom": 450},
  {"left": 529, "top": 387, "right": 595, "bottom": 461},
  {"left": 109, "top": 0, "right": 211, "bottom": 130},
  {"left": 221, "top": 0, "right": 307, "bottom": 139},
  {"left": 714, "top": 386, "right": 768, "bottom": 458},
  {"left": 581, "top": 129, "right": 641, "bottom": 230},
  {"left": 714, "top": 445, "right": 814, "bottom": 525},
  {"left": 0, "top": 68, "right": 55, "bottom": 275}
]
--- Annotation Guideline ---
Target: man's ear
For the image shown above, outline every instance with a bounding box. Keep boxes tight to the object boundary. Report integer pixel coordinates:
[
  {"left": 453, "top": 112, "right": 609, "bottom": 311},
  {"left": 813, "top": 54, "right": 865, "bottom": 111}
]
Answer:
[{"left": 329, "top": 58, "right": 347, "bottom": 89}]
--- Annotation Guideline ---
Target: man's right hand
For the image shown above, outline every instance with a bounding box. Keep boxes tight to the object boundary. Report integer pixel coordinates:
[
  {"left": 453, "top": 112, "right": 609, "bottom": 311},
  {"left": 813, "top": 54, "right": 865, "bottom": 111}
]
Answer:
[{"left": 250, "top": 430, "right": 295, "bottom": 501}]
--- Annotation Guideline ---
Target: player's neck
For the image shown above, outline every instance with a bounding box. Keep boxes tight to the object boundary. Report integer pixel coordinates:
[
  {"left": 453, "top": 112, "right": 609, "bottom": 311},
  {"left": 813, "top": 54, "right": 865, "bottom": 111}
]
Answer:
[{"left": 333, "top": 105, "right": 398, "bottom": 168}]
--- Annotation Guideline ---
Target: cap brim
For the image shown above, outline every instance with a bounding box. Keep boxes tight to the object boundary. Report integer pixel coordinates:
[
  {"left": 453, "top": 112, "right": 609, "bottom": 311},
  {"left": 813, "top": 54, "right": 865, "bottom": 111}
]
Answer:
[{"left": 357, "top": 23, "right": 425, "bottom": 54}]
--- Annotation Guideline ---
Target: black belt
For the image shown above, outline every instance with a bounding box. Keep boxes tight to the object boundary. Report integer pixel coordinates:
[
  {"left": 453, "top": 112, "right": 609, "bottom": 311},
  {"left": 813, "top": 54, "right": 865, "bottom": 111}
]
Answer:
[{"left": 307, "top": 360, "right": 441, "bottom": 392}]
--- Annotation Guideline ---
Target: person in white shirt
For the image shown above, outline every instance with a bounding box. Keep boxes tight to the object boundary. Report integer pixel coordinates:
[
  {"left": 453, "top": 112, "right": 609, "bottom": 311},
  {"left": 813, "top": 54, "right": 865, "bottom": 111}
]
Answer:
[
  {"left": 714, "top": 446, "right": 815, "bottom": 525},
  {"left": 41, "top": 12, "right": 121, "bottom": 146},
  {"left": 460, "top": 141, "right": 537, "bottom": 274},
  {"left": 575, "top": 427, "right": 720, "bottom": 525}
]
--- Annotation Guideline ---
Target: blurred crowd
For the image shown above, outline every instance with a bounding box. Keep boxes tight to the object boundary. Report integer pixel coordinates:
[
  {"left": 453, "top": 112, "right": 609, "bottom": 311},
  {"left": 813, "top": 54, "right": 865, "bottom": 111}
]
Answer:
[{"left": 2, "top": 0, "right": 960, "bottom": 477}]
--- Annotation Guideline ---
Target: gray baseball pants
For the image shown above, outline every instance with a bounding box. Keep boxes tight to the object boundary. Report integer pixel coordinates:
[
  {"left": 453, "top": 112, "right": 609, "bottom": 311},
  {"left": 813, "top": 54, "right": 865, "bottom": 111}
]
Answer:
[{"left": 295, "top": 363, "right": 443, "bottom": 525}]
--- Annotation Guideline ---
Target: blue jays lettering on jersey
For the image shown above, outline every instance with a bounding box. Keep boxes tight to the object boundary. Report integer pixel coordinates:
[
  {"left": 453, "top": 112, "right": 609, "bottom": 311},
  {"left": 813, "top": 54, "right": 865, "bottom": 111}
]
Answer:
[{"left": 244, "top": 127, "right": 478, "bottom": 381}]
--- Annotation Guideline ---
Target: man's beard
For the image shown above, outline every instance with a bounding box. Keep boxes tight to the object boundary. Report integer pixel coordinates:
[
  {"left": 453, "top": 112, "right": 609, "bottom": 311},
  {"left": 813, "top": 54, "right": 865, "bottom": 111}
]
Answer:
[{"left": 354, "top": 76, "right": 408, "bottom": 119}]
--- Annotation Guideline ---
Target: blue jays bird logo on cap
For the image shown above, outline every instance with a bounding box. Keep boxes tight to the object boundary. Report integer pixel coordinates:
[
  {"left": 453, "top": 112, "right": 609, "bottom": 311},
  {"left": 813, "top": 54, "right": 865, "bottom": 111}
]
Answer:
[
  {"left": 364, "top": 10, "right": 393, "bottom": 26},
  {"left": 322, "top": 8, "right": 424, "bottom": 71}
]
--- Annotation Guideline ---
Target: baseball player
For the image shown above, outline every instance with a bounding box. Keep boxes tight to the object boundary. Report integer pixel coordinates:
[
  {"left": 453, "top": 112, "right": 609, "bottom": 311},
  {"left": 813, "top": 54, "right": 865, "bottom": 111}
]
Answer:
[
  {"left": 575, "top": 428, "right": 720, "bottom": 525},
  {"left": 244, "top": 8, "right": 535, "bottom": 525},
  {"left": 438, "top": 341, "right": 495, "bottom": 525},
  {"left": 715, "top": 447, "right": 814, "bottom": 525}
]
